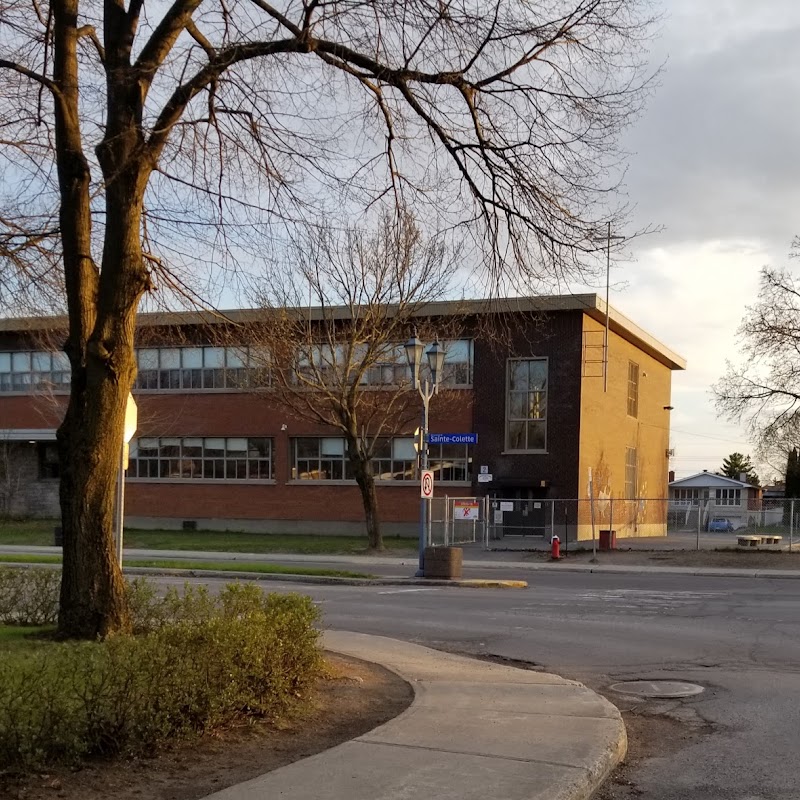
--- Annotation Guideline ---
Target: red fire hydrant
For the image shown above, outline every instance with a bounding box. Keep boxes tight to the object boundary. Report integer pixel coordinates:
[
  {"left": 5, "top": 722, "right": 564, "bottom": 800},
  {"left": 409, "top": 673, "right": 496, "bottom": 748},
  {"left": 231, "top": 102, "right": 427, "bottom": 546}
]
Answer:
[{"left": 551, "top": 534, "right": 561, "bottom": 560}]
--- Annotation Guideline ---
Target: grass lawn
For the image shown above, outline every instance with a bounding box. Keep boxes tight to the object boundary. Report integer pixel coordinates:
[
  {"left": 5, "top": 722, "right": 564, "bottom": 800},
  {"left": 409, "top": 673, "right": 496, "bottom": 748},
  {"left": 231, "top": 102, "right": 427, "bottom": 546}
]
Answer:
[
  {"left": 0, "top": 554, "right": 374, "bottom": 579},
  {"left": 0, "top": 519, "right": 415, "bottom": 555},
  {"left": 125, "top": 560, "right": 375, "bottom": 579},
  {"left": 0, "top": 625, "right": 56, "bottom": 648}
]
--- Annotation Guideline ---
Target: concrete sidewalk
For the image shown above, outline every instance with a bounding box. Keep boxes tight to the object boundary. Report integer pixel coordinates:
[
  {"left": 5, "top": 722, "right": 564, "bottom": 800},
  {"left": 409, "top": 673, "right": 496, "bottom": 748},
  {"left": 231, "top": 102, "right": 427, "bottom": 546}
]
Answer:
[
  {"left": 204, "top": 631, "right": 626, "bottom": 800},
  {"left": 4, "top": 544, "right": 800, "bottom": 581}
]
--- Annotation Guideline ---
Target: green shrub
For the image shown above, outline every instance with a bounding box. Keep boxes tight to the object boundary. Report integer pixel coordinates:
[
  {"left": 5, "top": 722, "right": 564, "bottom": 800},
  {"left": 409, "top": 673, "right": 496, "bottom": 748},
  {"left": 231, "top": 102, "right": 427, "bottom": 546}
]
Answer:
[
  {"left": 0, "top": 567, "right": 60, "bottom": 626},
  {"left": 0, "top": 584, "right": 322, "bottom": 770}
]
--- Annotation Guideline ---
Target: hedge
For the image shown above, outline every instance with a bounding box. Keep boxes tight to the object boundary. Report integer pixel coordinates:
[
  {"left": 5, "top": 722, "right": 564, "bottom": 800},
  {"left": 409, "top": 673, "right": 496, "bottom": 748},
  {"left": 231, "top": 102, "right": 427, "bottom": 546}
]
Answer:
[{"left": 0, "top": 581, "right": 322, "bottom": 770}]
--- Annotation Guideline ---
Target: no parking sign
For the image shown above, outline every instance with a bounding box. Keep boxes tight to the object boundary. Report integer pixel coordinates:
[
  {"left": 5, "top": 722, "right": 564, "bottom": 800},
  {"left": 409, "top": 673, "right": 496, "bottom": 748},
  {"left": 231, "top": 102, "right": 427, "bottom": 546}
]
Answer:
[
  {"left": 420, "top": 470, "right": 434, "bottom": 498},
  {"left": 454, "top": 500, "right": 480, "bottom": 521}
]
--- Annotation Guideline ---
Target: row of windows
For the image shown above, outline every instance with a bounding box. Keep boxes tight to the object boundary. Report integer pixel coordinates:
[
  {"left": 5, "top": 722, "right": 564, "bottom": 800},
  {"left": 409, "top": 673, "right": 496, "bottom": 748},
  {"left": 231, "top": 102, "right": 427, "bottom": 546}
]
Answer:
[
  {"left": 0, "top": 351, "right": 71, "bottom": 392},
  {"left": 0, "top": 342, "right": 474, "bottom": 392},
  {"left": 672, "top": 488, "right": 743, "bottom": 506},
  {"left": 135, "top": 346, "right": 269, "bottom": 391},
  {"left": 126, "top": 437, "right": 473, "bottom": 482},
  {"left": 130, "top": 437, "right": 274, "bottom": 480}
]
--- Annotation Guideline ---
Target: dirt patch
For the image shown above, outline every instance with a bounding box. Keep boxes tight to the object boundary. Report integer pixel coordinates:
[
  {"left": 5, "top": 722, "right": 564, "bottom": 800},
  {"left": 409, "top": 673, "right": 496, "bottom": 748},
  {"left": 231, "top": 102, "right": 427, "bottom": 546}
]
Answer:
[
  {"left": 525, "top": 548, "right": 800, "bottom": 569},
  {"left": 0, "top": 652, "right": 413, "bottom": 800}
]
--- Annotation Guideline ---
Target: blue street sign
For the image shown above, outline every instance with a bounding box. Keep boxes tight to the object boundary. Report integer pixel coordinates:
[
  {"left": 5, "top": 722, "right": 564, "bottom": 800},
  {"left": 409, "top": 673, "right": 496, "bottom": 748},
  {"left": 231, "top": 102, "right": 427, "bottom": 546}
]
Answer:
[{"left": 426, "top": 433, "right": 478, "bottom": 445}]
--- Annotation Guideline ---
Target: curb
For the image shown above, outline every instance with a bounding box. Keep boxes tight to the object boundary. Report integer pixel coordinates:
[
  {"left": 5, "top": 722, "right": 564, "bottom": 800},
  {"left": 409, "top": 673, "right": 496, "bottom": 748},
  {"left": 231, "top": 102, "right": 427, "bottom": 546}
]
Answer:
[
  {"left": 518, "top": 562, "right": 800, "bottom": 580},
  {"left": 121, "top": 566, "right": 528, "bottom": 588}
]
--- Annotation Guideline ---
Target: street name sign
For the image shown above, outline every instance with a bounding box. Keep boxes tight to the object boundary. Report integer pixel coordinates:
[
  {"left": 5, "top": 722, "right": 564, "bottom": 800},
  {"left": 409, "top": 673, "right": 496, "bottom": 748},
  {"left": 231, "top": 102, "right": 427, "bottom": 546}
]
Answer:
[{"left": 426, "top": 433, "right": 478, "bottom": 445}]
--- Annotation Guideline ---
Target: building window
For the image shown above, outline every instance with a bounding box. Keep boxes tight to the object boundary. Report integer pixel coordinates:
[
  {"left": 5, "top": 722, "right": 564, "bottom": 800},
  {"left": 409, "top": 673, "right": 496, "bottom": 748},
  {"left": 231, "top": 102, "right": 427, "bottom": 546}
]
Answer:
[
  {"left": 291, "top": 436, "right": 472, "bottom": 482},
  {"left": 37, "top": 443, "right": 60, "bottom": 479},
  {"left": 624, "top": 447, "right": 637, "bottom": 498},
  {"left": 505, "top": 358, "right": 547, "bottom": 452},
  {"left": 627, "top": 361, "right": 639, "bottom": 418},
  {"left": 428, "top": 442, "right": 472, "bottom": 482},
  {"left": 715, "top": 488, "right": 741, "bottom": 506},
  {"left": 128, "top": 437, "right": 273, "bottom": 480},
  {"left": 292, "top": 437, "right": 353, "bottom": 480},
  {"left": 371, "top": 438, "right": 417, "bottom": 480},
  {"left": 672, "top": 488, "right": 699, "bottom": 505},
  {"left": 0, "top": 351, "right": 71, "bottom": 393},
  {"left": 133, "top": 346, "right": 270, "bottom": 391}
]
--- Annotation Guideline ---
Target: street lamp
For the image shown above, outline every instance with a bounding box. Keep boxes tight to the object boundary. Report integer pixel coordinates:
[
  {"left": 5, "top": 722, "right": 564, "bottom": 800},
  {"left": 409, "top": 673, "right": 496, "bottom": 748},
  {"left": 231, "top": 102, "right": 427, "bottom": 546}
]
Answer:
[{"left": 404, "top": 330, "right": 445, "bottom": 576}]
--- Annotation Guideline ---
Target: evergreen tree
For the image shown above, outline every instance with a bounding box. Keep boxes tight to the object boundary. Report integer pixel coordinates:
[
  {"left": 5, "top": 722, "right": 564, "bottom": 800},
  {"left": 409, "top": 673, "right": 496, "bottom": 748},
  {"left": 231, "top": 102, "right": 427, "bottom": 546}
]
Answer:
[
  {"left": 720, "top": 453, "right": 760, "bottom": 486},
  {"left": 785, "top": 449, "right": 800, "bottom": 497}
]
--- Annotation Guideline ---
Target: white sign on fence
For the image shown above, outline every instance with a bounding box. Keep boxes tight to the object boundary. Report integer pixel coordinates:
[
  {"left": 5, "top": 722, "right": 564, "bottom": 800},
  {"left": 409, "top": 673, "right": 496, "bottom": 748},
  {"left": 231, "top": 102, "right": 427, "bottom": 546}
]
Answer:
[
  {"left": 500, "top": 501, "right": 513, "bottom": 511},
  {"left": 454, "top": 500, "right": 480, "bottom": 521},
  {"left": 494, "top": 510, "right": 503, "bottom": 524}
]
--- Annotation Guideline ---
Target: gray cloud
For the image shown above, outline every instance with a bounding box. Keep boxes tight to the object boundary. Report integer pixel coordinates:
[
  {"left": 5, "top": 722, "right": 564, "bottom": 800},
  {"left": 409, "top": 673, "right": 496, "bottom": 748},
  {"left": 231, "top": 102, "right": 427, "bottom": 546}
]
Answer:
[{"left": 622, "top": 6, "right": 800, "bottom": 255}]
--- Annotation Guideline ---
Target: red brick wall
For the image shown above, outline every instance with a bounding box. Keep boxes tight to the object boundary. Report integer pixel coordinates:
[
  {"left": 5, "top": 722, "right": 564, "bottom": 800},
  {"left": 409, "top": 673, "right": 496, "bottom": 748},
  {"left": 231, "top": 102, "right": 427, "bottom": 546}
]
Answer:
[{"left": 126, "top": 388, "right": 474, "bottom": 523}]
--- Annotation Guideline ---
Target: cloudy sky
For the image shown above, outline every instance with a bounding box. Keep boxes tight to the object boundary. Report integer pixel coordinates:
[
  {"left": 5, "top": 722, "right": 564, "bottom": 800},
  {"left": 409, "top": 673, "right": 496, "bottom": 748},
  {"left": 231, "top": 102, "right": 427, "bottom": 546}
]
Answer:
[{"left": 592, "top": 0, "right": 800, "bottom": 481}]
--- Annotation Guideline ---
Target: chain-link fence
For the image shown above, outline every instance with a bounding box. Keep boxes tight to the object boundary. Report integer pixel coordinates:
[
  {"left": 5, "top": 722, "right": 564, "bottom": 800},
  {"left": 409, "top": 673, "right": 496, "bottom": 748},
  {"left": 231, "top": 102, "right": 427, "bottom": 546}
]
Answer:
[{"left": 423, "top": 496, "right": 800, "bottom": 551}]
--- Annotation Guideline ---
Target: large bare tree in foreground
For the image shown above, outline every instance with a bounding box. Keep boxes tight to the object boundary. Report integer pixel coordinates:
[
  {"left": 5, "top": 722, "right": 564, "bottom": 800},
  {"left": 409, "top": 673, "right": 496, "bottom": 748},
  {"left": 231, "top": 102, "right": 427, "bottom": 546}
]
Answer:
[{"left": 0, "top": 0, "right": 657, "bottom": 637}]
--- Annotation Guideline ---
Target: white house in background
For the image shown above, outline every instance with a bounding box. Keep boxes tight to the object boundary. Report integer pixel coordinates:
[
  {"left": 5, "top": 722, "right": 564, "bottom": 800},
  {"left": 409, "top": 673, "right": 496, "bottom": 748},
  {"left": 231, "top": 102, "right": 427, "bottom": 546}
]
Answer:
[{"left": 668, "top": 472, "right": 762, "bottom": 530}]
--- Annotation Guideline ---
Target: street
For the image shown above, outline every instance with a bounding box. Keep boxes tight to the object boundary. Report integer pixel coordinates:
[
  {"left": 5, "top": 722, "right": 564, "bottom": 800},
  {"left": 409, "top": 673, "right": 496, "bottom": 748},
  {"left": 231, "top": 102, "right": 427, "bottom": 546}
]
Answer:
[{"left": 164, "top": 570, "right": 800, "bottom": 799}]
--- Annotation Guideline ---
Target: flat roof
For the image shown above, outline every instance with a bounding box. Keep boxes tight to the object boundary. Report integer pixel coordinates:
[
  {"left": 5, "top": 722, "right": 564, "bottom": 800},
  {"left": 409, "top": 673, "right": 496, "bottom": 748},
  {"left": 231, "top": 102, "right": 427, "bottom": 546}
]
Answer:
[{"left": 0, "top": 293, "right": 686, "bottom": 370}]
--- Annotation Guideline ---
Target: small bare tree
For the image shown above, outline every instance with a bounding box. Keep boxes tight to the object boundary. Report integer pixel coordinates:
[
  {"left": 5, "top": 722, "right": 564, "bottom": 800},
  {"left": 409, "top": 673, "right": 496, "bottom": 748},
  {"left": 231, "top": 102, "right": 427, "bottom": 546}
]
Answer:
[
  {"left": 249, "top": 211, "right": 462, "bottom": 550},
  {"left": 715, "top": 246, "right": 800, "bottom": 461}
]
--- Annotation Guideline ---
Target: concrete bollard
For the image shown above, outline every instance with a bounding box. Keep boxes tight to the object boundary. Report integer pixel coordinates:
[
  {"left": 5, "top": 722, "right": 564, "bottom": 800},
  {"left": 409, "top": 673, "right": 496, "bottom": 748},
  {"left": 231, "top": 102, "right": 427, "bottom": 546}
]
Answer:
[{"left": 423, "top": 546, "right": 463, "bottom": 579}]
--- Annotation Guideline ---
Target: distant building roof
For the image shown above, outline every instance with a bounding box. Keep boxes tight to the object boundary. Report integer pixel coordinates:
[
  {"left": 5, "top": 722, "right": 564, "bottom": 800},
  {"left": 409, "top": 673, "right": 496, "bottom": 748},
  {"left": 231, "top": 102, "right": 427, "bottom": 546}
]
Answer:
[{"left": 669, "top": 472, "right": 754, "bottom": 489}]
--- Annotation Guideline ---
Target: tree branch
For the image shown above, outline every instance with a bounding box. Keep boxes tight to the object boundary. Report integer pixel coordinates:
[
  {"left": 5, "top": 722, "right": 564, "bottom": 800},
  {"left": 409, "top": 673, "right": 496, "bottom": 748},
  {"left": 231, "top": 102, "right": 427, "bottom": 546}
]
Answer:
[{"left": 0, "top": 59, "right": 60, "bottom": 97}]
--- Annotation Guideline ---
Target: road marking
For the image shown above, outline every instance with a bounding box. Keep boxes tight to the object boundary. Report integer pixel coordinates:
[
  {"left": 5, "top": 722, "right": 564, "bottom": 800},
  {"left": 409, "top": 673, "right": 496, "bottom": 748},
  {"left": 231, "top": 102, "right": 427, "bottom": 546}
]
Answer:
[{"left": 378, "top": 588, "right": 441, "bottom": 595}]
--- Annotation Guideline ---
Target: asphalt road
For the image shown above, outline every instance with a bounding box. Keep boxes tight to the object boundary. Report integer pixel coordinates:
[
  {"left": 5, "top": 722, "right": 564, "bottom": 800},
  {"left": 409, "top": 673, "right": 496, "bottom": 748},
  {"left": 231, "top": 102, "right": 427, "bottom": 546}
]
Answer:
[{"left": 162, "top": 571, "right": 800, "bottom": 800}]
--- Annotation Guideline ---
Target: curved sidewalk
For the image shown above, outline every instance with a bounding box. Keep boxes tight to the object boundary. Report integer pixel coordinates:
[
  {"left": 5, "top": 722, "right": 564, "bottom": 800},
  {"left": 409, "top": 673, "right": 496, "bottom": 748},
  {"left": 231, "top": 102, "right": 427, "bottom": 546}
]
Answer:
[{"left": 205, "top": 631, "right": 626, "bottom": 800}]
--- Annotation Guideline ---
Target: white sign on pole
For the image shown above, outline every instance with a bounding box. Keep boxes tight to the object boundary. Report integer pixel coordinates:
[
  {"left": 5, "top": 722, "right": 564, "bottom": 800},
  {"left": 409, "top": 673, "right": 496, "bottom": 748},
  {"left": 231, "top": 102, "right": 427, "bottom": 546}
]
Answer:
[
  {"left": 420, "top": 470, "right": 434, "bottom": 498},
  {"left": 454, "top": 500, "right": 480, "bottom": 521},
  {"left": 124, "top": 393, "right": 138, "bottom": 443},
  {"left": 116, "top": 393, "right": 138, "bottom": 568}
]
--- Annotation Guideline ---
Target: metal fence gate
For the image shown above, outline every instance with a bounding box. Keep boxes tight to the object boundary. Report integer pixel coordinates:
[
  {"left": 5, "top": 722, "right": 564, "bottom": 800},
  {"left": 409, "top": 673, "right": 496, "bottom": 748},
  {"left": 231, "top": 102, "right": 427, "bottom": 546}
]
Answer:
[{"left": 429, "top": 496, "right": 489, "bottom": 549}]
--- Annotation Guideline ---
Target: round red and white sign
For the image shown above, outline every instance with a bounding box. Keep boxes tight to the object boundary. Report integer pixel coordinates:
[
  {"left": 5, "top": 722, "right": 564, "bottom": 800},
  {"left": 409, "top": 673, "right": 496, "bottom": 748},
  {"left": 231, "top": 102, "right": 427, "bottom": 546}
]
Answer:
[{"left": 421, "top": 470, "right": 434, "bottom": 498}]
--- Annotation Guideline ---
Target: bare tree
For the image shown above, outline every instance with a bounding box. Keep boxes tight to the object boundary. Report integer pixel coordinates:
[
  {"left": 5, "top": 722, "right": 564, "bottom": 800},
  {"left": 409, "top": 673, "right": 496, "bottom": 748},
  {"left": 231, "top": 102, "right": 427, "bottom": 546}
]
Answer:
[
  {"left": 248, "top": 210, "right": 463, "bottom": 550},
  {"left": 715, "top": 248, "right": 800, "bottom": 462},
  {"left": 1, "top": 0, "right": 658, "bottom": 637}
]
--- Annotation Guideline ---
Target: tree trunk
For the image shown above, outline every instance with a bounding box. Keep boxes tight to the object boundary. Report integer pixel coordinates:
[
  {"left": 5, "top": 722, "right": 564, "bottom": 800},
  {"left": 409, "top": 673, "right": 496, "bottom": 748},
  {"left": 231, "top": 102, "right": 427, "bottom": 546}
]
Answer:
[
  {"left": 351, "top": 453, "right": 384, "bottom": 551},
  {"left": 56, "top": 160, "right": 149, "bottom": 637}
]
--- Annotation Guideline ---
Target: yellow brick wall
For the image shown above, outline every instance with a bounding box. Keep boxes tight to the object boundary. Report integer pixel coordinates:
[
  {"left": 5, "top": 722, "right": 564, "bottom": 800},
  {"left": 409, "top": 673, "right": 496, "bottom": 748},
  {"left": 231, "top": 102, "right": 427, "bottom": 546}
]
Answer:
[{"left": 577, "top": 314, "right": 673, "bottom": 539}]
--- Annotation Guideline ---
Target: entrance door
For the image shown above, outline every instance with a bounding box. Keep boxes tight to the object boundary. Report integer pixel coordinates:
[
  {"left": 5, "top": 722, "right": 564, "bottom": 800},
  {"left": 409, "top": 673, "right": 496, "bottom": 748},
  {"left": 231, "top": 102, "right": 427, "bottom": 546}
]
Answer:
[{"left": 489, "top": 488, "right": 547, "bottom": 537}]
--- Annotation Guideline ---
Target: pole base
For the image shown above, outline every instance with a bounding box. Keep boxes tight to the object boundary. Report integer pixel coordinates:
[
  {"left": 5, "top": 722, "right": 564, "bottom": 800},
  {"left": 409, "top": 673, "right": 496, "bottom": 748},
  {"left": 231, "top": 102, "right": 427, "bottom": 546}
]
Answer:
[{"left": 414, "top": 568, "right": 425, "bottom": 578}]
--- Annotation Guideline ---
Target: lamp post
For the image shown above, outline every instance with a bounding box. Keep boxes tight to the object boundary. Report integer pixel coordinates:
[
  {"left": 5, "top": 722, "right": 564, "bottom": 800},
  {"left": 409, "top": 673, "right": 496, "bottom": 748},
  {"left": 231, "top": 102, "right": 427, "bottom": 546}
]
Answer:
[{"left": 404, "top": 331, "right": 445, "bottom": 577}]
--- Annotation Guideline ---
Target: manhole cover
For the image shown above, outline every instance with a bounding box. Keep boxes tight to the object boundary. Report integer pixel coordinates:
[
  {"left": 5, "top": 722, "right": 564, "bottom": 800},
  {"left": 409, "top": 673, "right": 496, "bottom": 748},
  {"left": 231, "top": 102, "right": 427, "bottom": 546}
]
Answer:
[{"left": 609, "top": 680, "right": 704, "bottom": 698}]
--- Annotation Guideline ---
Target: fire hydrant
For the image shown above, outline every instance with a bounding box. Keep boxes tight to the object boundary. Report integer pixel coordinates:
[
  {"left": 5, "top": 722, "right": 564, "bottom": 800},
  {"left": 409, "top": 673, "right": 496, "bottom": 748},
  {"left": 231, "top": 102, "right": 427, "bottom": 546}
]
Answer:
[{"left": 551, "top": 534, "right": 561, "bottom": 560}]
